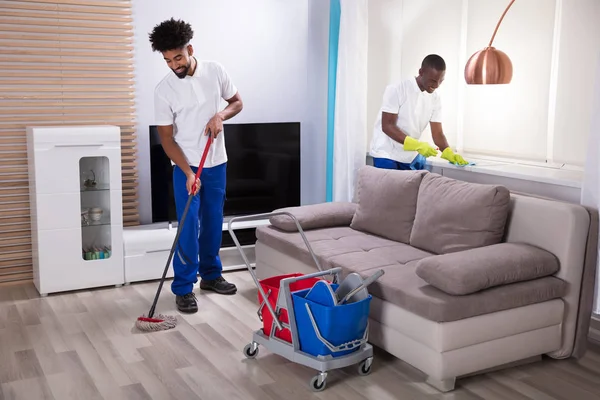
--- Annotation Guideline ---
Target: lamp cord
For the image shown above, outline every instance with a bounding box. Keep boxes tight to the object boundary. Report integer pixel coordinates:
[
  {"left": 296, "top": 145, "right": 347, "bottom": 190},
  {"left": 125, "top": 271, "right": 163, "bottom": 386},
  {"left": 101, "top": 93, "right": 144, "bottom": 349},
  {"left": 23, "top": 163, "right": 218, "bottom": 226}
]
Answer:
[{"left": 488, "top": 0, "right": 516, "bottom": 47}]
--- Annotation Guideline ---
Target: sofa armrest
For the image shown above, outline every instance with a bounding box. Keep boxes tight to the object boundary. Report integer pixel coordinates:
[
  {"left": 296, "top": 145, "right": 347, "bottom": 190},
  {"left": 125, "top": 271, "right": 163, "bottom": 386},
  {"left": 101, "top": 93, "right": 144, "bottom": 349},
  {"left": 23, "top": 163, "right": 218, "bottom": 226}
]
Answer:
[
  {"left": 415, "top": 242, "right": 560, "bottom": 295},
  {"left": 269, "top": 202, "right": 357, "bottom": 232}
]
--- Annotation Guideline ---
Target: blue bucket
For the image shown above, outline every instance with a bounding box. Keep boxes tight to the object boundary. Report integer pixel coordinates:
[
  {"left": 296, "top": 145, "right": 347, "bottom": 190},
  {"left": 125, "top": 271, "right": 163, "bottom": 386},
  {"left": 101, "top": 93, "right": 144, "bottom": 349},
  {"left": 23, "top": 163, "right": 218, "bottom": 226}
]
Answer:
[{"left": 291, "top": 283, "right": 371, "bottom": 358}]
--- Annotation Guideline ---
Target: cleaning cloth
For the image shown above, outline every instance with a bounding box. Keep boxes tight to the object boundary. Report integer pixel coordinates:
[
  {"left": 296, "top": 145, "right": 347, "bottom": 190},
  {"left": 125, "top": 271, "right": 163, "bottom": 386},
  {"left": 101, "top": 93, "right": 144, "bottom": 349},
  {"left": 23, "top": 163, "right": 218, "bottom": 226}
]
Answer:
[{"left": 448, "top": 161, "right": 476, "bottom": 167}]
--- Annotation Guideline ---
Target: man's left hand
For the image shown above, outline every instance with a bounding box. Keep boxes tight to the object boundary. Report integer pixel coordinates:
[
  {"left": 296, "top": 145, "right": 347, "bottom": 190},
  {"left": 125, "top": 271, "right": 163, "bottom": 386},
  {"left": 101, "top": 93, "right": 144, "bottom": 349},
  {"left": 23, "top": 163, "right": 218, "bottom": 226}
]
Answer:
[
  {"left": 441, "top": 147, "right": 469, "bottom": 166},
  {"left": 205, "top": 114, "right": 224, "bottom": 139}
]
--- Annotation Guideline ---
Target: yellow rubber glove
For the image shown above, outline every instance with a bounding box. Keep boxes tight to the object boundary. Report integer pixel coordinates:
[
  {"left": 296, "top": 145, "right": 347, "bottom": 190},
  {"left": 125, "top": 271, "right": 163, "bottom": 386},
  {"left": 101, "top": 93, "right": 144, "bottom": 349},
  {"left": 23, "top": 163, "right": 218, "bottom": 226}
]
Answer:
[
  {"left": 441, "top": 147, "right": 469, "bottom": 165},
  {"left": 403, "top": 136, "right": 438, "bottom": 158}
]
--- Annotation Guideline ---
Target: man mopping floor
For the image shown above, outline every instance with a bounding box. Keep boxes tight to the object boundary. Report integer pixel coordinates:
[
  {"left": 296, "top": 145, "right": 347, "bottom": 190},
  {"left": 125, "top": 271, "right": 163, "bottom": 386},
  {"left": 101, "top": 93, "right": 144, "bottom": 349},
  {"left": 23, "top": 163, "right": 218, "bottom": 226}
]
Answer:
[{"left": 148, "top": 18, "right": 244, "bottom": 313}]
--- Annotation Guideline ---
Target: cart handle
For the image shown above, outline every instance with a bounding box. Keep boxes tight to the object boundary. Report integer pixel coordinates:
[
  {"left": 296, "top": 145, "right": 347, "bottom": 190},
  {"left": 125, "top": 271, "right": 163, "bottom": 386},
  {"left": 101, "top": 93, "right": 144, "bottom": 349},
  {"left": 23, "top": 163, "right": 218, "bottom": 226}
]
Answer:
[
  {"left": 227, "top": 211, "right": 324, "bottom": 272},
  {"left": 227, "top": 211, "right": 326, "bottom": 332},
  {"left": 281, "top": 267, "right": 342, "bottom": 286}
]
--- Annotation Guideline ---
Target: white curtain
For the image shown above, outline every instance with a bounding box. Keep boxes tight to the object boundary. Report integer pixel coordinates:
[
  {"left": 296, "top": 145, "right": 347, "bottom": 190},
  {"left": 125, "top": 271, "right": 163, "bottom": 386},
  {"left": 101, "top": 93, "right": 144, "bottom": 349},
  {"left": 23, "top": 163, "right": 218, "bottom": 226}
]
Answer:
[
  {"left": 581, "top": 51, "right": 600, "bottom": 315},
  {"left": 332, "top": 0, "right": 369, "bottom": 202}
]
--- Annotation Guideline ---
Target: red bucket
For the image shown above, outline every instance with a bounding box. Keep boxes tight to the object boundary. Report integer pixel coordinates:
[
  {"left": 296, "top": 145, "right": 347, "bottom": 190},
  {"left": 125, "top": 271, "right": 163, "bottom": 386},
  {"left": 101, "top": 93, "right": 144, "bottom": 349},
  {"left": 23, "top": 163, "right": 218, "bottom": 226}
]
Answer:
[{"left": 258, "top": 273, "right": 324, "bottom": 343}]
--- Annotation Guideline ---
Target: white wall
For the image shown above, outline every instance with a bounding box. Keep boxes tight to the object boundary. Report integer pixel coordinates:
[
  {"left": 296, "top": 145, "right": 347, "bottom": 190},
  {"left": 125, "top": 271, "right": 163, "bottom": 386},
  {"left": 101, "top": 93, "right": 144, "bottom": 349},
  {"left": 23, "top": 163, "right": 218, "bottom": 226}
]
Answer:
[
  {"left": 367, "top": 0, "right": 600, "bottom": 166},
  {"left": 366, "top": 0, "right": 403, "bottom": 145},
  {"left": 132, "top": 0, "right": 328, "bottom": 224},
  {"left": 552, "top": 0, "right": 600, "bottom": 165}
]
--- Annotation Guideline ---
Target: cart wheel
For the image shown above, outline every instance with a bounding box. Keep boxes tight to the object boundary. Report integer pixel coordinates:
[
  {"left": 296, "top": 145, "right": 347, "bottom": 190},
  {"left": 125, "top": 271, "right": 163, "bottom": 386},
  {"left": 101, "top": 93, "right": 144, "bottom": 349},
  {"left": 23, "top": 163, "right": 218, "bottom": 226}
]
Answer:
[
  {"left": 243, "top": 342, "right": 258, "bottom": 359},
  {"left": 310, "top": 374, "right": 327, "bottom": 392},
  {"left": 358, "top": 358, "right": 372, "bottom": 376}
]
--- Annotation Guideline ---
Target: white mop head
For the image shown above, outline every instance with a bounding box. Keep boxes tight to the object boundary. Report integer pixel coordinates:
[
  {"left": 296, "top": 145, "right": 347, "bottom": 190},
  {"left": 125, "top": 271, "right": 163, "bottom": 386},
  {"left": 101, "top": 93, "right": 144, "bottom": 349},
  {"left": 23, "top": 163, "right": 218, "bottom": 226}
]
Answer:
[{"left": 135, "top": 314, "right": 178, "bottom": 332}]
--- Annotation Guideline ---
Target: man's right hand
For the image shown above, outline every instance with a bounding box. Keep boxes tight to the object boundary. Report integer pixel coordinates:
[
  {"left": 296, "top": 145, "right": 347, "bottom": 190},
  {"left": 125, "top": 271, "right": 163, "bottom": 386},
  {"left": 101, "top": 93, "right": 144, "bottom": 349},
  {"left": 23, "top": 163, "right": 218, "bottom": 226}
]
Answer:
[
  {"left": 403, "top": 136, "right": 438, "bottom": 158},
  {"left": 186, "top": 172, "right": 201, "bottom": 195}
]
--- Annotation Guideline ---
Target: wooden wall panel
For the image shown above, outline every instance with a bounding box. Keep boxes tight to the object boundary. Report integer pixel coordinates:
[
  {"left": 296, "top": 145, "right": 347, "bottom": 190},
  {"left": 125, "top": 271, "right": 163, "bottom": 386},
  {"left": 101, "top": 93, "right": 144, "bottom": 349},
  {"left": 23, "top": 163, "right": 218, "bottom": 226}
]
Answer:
[{"left": 0, "top": 0, "right": 138, "bottom": 284}]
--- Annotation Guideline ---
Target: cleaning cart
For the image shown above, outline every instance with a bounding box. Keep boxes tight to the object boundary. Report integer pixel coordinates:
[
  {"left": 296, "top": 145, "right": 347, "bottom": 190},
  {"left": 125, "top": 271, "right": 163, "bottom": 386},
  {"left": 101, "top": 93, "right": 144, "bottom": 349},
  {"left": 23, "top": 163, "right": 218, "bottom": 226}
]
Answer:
[{"left": 227, "top": 211, "right": 383, "bottom": 392}]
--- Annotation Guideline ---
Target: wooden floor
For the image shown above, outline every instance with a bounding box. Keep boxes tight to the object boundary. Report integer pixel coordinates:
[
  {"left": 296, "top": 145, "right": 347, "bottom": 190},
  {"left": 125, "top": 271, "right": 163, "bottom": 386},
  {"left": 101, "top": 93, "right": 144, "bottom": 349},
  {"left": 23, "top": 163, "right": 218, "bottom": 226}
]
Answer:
[{"left": 2, "top": 271, "right": 600, "bottom": 400}]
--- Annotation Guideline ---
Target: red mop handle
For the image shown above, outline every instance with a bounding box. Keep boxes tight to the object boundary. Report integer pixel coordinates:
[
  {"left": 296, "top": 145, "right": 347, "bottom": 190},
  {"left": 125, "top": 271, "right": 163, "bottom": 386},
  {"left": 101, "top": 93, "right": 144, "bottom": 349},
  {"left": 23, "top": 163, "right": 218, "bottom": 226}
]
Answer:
[{"left": 192, "top": 136, "right": 213, "bottom": 193}]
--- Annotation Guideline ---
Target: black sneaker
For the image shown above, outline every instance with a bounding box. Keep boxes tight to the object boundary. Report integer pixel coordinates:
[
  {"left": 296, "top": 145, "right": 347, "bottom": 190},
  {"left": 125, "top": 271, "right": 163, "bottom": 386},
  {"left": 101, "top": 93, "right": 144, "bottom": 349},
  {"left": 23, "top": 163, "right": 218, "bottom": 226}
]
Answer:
[
  {"left": 176, "top": 293, "right": 198, "bottom": 313},
  {"left": 200, "top": 276, "right": 237, "bottom": 295}
]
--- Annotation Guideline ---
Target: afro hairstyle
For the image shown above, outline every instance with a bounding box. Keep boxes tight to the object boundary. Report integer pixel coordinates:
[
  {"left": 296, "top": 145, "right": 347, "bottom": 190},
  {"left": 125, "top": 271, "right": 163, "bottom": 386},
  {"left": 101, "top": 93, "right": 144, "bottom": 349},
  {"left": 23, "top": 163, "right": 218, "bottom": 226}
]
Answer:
[{"left": 149, "top": 18, "right": 194, "bottom": 53}]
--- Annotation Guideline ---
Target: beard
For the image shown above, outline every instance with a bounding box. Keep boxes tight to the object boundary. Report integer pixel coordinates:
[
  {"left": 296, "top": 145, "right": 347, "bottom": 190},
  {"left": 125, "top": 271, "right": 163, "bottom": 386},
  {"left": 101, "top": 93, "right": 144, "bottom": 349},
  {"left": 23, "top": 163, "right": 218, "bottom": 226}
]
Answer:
[{"left": 172, "top": 65, "right": 189, "bottom": 79}]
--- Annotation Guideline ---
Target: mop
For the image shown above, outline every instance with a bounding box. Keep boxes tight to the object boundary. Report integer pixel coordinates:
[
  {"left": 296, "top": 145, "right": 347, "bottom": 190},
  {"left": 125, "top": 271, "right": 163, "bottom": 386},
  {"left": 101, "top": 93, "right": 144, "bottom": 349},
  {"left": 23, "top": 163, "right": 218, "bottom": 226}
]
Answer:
[{"left": 135, "top": 136, "right": 213, "bottom": 332}]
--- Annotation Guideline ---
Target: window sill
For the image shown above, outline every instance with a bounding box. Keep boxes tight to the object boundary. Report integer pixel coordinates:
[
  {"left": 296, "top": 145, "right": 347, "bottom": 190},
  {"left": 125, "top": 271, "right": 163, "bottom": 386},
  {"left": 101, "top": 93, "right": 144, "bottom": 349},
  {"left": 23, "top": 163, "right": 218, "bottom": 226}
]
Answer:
[{"left": 426, "top": 155, "right": 583, "bottom": 189}]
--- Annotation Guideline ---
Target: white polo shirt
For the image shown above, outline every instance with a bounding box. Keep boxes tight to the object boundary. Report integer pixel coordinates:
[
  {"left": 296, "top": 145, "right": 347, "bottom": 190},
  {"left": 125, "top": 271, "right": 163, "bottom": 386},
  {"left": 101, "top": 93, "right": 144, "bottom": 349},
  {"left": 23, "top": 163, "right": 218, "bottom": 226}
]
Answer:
[
  {"left": 154, "top": 59, "right": 238, "bottom": 169},
  {"left": 370, "top": 77, "right": 442, "bottom": 164}
]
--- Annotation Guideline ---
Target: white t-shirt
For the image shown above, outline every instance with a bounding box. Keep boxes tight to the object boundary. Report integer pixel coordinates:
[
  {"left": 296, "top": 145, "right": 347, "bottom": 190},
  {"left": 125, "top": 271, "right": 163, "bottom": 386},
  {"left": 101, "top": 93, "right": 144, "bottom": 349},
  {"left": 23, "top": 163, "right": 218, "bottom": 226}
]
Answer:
[
  {"left": 154, "top": 60, "right": 238, "bottom": 169},
  {"left": 370, "top": 77, "right": 442, "bottom": 164}
]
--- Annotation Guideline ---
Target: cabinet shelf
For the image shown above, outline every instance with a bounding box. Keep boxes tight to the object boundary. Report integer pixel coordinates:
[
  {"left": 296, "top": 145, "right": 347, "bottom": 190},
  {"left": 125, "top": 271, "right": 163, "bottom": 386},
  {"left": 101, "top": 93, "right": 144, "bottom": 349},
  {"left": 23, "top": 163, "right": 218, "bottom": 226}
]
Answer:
[
  {"left": 81, "top": 184, "right": 110, "bottom": 192},
  {"left": 82, "top": 215, "right": 111, "bottom": 227}
]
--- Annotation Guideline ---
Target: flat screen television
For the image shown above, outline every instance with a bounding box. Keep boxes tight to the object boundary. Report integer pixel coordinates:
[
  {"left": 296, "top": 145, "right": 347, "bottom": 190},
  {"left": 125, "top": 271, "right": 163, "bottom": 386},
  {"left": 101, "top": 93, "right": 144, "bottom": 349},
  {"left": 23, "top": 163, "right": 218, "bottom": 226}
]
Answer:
[{"left": 149, "top": 122, "right": 301, "bottom": 226}]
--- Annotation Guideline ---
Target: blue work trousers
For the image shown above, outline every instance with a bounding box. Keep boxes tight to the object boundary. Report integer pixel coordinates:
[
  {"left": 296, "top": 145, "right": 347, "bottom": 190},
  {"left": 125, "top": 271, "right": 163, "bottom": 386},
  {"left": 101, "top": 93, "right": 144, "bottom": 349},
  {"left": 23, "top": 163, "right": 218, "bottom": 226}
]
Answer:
[
  {"left": 372, "top": 154, "right": 427, "bottom": 170},
  {"left": 171, "top": 162, "right": 226, "bottom": 296}
]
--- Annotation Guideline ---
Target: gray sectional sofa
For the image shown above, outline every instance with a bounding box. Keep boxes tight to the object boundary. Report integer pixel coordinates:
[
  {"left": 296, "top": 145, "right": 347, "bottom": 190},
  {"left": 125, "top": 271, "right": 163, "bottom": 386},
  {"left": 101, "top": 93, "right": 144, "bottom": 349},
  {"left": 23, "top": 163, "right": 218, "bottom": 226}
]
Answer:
[{"left": 253, "top": 165, "right": 598, "bottom": 392}]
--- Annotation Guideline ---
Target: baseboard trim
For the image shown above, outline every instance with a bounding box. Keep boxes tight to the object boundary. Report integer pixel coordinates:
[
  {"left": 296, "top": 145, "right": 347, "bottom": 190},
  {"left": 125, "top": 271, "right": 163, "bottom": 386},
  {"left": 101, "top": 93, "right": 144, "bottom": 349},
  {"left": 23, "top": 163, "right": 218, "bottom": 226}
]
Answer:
[
  {"left": 591, "top": 314, "right": 600, "bottom": 330},
  {"left": 589, "top": 314, "right": 600, "bottom": 344},
  {"left": 589, "top": 329, "right": 600, "bottom": 344}
]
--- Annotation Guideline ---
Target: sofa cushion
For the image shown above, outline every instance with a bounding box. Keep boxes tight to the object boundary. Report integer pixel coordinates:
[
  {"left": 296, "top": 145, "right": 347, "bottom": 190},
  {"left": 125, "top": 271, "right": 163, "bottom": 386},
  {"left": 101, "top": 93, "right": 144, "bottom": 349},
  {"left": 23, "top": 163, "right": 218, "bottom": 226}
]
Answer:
[
  {"left": 415, "top": 243, "right": 560, "bottom": 295},
  {"left": 350, "top": 166, "right": 428, "bottom": 244},
  {"left": 269, "top": 202, "right": 357, "bottom": 232},
  {"left": 409, "top": 173, "right": 510, "bottom": 254},
  {"left": 341, "top": 263, "right": 567, "bottom": 323},
  {"left": 255, "top": 225, "right": 433, "bottom": 271}
]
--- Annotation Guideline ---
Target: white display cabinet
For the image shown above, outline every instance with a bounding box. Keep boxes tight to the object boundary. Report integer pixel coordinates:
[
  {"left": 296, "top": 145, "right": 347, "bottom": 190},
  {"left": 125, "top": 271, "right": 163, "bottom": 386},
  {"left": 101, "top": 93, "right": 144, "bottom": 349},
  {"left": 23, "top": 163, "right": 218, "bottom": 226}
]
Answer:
[{"left": 26, "top": 125, "right": 124, "bottom": 295}]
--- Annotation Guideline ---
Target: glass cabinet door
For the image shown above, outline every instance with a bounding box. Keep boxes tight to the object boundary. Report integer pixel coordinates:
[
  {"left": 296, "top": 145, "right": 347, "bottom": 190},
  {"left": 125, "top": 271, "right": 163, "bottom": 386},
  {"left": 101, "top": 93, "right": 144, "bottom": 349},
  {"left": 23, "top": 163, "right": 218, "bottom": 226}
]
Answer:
[{"left": 79, "top": 156, "right": 112, "bottom": 260}]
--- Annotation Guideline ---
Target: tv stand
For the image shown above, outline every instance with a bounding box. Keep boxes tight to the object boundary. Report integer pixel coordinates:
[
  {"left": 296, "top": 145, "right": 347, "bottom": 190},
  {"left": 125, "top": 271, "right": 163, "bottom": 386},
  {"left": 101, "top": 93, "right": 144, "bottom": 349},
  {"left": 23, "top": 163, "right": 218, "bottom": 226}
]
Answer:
[{"left": 122, "top": 217, "right": 269, "bottom": 284}]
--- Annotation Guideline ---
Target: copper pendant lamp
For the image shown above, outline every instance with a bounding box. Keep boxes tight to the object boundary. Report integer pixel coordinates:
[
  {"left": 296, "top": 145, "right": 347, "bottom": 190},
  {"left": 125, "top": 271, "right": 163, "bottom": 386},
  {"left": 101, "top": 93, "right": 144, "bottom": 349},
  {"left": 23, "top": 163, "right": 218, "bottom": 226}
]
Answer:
[{"left": 465, "top": 0, "right": 516, "bottom": 84}]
